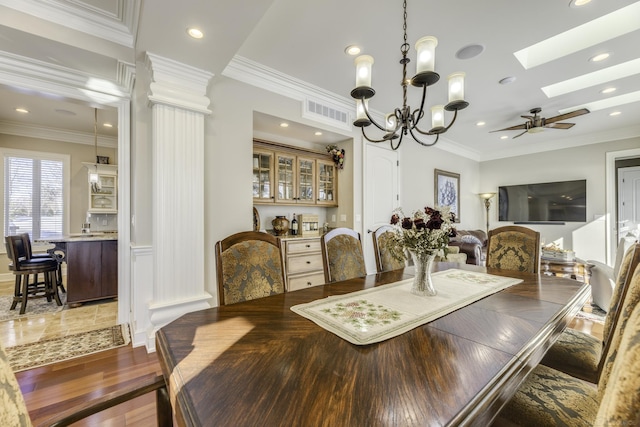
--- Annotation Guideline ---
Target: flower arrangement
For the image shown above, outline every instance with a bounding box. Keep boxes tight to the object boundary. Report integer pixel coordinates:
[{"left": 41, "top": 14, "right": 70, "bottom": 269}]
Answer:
[
  {"left": 326, "top": 145, "right": 345, "bottom": 169},
  {"left": 388, "top": 206, "right": 456, "bottom": 261}
]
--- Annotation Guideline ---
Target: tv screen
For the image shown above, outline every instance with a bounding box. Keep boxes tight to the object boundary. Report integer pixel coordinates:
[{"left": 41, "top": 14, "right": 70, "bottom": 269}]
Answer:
[{"left": 498, "top": 179, "right": 586, "bottom": 222}]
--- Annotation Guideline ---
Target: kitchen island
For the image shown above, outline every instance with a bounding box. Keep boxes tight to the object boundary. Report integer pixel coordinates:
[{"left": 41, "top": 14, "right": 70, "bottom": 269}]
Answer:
[{"left": 39, "top": 233, "right": 118, "bottom": 307}]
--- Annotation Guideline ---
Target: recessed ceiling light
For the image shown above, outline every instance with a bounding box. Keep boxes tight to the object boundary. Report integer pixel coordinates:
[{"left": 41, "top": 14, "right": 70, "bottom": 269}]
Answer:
[
  {"left": 314, "top": 131, "right": 322, "bottom": 136},
  {"left": 187, "top": 27, "right": 204, "bottom": 39},
  {"left": 600, "top": 87, "right": 616, "bottom": 94},
  {"left": 569, "top": 0, "right": 592, "bottom": 8},
  {"left": 609, "top": 111, "right": 622, "bottom": 116},
  {"left": 455, "top": 44, "right": 485, "bottom": 60},
  {"left": 499, "top": 76, "right": 516, "bottom": 85},
  {"left": 15, "top": 108, "right": 29, "bottom": 114},
  {"left": 589, "top": 52, "right": 610, "bottom": 62},
  {"left": 344, "top": 45, "right": 361, "bottom": 56},
  {"left": 103, "top": 123, "right": 113, "bottom": 128},
  {"left": 280, "top": 122, "right": 289, "bottom": 128},
  {"left": 476, "top": 121, "right": 486, "bottom": 126},
  {"left": 500, "top": 135, "right": 508, "bottom": 140}
]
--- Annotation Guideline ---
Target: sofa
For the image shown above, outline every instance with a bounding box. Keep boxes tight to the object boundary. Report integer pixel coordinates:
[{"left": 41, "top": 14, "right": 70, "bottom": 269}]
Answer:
[{"left": 449, "top": 229, "right": 488, "bottom": 265}]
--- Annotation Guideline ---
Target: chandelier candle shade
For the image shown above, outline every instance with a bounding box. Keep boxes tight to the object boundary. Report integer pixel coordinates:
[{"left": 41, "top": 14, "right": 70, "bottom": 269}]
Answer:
[{"left": 350, "top": 0, "right": 469, "bottom": 150}]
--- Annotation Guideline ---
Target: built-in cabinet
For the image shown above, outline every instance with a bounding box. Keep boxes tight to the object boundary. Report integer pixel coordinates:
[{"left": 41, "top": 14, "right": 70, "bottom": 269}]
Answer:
[
  {"left": 83, "top": 163, "right": 118, "bottom": 213},
  {"left": 282, "top": 237, "right": 325, "bottom": 291},
  {"left": 253, "top": 141, "right": 338, "bottom": 207}
]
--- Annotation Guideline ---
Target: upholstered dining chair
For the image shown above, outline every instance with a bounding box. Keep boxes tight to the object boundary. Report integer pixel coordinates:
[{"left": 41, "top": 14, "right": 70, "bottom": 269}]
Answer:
[
  {"left": 321, "top": 227, "right": 366, "bottom": 283},
  {"left": 491, "top": 262, "right": 640, "bottom": 427},
  {"left": 372, "top": 225, "right": 405, "bottom": 273},
  {"left": 215, "top": 231, "right": 286, "bottom": 305},
  {"left": 540, "top": 243, "right": 640, "bottom": 383},
  {"left": 5, "top": 235, "right": 61, "bottom": 315},
  {"left": 589, "top": 234, "right": 637, "bottom": 312},
  {"left": 485, "top": 226, "right": 541, "bottom": 274},
  {"left": 0, "top": 342, "right": 172, "bottom": 427}
]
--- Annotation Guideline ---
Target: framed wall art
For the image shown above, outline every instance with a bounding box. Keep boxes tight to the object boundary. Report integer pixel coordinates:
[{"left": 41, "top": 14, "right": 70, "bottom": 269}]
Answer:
[{"left": 434, "top": 169, "right": 460, "bottom": 222}]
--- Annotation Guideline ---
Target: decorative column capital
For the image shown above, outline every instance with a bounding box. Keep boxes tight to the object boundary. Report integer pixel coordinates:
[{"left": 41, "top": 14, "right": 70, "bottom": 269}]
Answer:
[{"left": 145, "top": 52, "right": 213, "bottom": 114}]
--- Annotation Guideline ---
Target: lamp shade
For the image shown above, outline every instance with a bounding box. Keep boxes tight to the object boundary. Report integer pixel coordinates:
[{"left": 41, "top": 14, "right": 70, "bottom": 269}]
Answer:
[
  {"left": 448, "top": 72, "right": 466, "bottom": 103},
  {"left": 415, "top": 36, "right": 438, "bottom": 74},
  {"left": 431, "top": 105, "right": 445, "bottom": 129},
  {"left": 356, "top": 99, "right": 369, "bottom": 121},
  {"left": 479, "top": 192, "right": 496, "bottom": 200},
  {"left": 354, "top": 55, "right": 374, "bottom": 88}
]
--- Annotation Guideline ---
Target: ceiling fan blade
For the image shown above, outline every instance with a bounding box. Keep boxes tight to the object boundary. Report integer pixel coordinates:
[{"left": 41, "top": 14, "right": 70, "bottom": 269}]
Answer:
[
  {"left": 490, "top": 124, "right": 527, "bottom": 132},
  {"left": 544, "top": 122, "right": 575, "bottom": 129},
  {"left": 513, "top": 130, "right": 528, "bottom": 139},
  {"left": 544, "top": 108, "right": 589, "bottom": 124}
]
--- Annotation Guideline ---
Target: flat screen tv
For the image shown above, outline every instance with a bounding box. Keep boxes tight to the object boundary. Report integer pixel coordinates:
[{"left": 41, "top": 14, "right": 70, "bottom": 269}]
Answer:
[{"left": 498, "top": 179, "right": 586, "bottom": 223}]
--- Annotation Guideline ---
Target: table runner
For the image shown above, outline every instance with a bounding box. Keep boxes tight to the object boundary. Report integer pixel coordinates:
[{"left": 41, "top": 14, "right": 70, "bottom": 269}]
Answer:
[{"left": 291, "top": 269, "right": 522, "bottom": 345}]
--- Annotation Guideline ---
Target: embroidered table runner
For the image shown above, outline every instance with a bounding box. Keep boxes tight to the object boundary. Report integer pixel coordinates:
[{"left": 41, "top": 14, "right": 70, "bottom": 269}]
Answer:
[{"left": 291, "top": 269, "right": 522, "bottom": 345}]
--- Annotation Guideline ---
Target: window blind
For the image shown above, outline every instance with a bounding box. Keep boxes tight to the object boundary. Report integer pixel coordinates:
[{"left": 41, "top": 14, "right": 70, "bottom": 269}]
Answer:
[{"left": 4, "top": 155, "right": 64, "bottom": 239}]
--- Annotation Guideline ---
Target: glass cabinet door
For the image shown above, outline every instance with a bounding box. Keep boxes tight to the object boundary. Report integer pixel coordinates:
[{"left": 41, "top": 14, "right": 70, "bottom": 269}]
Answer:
[
  {"left": 253, "top": 150, "right": 274, "bottom": 201},
  {"left": 89, "top": 173, "right": 117, "bottom": 213},
  {"left": 316, "top": 160, "right": 337, "bottom": 206},
  {"left": 276, "top": 153, "right": 295, "bottom": 203},
  {"left": 297, "top": 157, "right": 315, "bottom": 203}
]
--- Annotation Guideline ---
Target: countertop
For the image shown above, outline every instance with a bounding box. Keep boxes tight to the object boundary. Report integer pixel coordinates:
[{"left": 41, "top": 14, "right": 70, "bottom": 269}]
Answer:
[{"left": 37, "top": 232, "right": 118, "bottom": 243}]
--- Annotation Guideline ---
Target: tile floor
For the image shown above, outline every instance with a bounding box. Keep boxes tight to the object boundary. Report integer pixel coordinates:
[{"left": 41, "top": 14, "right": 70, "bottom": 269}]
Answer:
[{"left": 0, "top": 278, "right": 118, "bottom": 347}]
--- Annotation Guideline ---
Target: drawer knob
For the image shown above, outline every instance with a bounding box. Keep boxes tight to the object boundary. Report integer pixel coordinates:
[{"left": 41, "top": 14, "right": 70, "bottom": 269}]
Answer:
[
  {"left": 307, "top": 282, "right": 312, "bottom": 286},
  {"left": 306, "top": 261, "right": 311, "bottom": 264},
  {"left": 305, "top": 244, "right": 311, "bottom": 248}
]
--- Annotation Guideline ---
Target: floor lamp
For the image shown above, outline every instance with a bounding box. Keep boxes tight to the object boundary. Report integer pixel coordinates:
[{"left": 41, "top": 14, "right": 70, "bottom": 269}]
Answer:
[{"left": 479, "top": 193, "right": 496, "bottom": 234}]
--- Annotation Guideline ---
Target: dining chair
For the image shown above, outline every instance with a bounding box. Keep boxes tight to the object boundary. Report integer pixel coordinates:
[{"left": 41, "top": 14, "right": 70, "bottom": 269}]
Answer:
[
  {"left": 540, "top": 243, "right": 640, "bottom": 383},
  {"left": 0, "top": 342, "right": 172, "bottom": 427},
  {"left": 485, "top": 225, "right": 541, "bottom": 274},
  {"left": 492, "top": 262, "right": 640, "bottom": 426},
  {"left": 589, "top": 234, "right": 637, "bottom": 312},
  {"left": 372, "top": 225, "right": 405, "bottom": 273},
  {"left": 215, "top": 231, "right": 286, "bottom": 305},
  {"left": 321, "top": 227, "right": 366, "bottom": 283},
  {"left": 5, "top": 235, "right": 61, "bottom": 315}
]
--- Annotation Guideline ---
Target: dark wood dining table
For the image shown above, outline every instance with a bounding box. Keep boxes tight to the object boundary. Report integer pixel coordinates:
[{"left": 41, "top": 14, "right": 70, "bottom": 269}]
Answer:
[{"left": 156, "top": 263, "right": 589, "bottom": 427}]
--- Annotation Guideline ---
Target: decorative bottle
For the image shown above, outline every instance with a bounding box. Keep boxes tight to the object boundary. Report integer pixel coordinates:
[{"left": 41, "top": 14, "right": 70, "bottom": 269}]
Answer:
[{"left": 291, "top": 213, "right": 298, "bottom": 235}]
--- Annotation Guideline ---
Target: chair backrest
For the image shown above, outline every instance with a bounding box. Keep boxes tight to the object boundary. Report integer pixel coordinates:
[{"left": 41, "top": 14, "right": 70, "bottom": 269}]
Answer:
[
  {"left": 215, "top": 231, "right": 286, "bottom": 305},
  {"left": 602, "top": 243, "right": 640, "bottom": 345},
  {"left": 596, "top": 272, "right": 640, "bottom": 423},
  {"left": 486, "top": 225, "right": 541, "bottom": 273},
  {"left": 598, "top": 246, "right": 640, "bottom": 391},
  {"left": 372, "top": 225, "right": 405, "bottom": 273},
  {"left": 613, "top": 235, "right": 638, "bottom": 278},
  {"left": 321, "top": 227, "right": 366, "bottom": 283},
  {"left": 5, "top": 235, "right": 28, "bottom": 268}
]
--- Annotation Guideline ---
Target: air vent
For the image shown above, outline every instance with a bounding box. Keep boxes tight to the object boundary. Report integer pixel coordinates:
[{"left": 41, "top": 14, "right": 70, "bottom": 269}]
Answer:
[{"left": 303, "top": 99, "right": 351, "bottom": 131}]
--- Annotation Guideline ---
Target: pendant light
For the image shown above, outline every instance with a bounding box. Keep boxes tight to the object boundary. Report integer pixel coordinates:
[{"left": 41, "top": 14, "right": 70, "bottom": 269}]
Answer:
[{"left": 88, "top": 108, "right": 99, "bottom": 184}]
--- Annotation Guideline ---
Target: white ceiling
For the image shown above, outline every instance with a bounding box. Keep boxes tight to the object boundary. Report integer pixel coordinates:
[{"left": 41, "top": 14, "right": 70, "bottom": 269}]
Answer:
[{"left": 0, "top": 0, "right": 638, "bottom": 160}]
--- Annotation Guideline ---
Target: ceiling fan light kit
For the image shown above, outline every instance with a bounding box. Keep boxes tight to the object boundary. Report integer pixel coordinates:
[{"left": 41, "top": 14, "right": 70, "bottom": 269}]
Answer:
[{"left": 350, "top": 0, "right": 469, "bottom": 150}]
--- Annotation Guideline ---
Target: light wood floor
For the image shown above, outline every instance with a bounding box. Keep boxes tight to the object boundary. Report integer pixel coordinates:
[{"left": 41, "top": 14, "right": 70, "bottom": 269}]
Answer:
[{"left": 1, "top": 277, "right": 603, "bottom": 426}]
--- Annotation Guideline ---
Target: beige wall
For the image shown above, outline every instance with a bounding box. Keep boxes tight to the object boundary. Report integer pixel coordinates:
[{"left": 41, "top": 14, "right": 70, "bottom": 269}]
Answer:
[
  {"left": 479, "top": 136, "right": 640, "bottom": 262},
  {"left": 0, "top": 133, "right": 116, "bottom": 275}
]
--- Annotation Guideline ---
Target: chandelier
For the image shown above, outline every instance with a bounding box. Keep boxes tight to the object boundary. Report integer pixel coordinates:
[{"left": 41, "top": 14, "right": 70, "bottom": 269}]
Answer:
[{"left": 350, "top": 0, "right": 469, "bottom": 150}]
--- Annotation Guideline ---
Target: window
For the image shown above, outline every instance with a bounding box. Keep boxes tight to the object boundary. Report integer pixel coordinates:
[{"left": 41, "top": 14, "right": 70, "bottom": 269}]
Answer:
[{"left": 2, "top": 148, "right": 70, "bottom": 240}]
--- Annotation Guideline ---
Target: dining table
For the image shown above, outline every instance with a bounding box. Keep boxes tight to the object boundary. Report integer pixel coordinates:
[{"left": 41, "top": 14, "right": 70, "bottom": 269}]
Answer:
[{"left": 155, "top": 262, "right": 590, "bottom": 427}]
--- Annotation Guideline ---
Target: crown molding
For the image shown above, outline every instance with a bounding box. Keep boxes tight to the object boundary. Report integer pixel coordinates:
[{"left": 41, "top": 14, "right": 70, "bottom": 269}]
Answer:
[
  {"left": 0, "top": 50, "right": 131, "bottom": 103},
  {"left": 0, "top": 119, "right": 117, "bottom": 147},
  {"left": 0, "top": 0, "right": 139, "bottom": 47}
]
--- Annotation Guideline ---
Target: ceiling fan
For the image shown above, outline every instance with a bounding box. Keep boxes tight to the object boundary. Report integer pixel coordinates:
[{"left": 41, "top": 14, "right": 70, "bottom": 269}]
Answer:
[{"left": 490, "top": 107, "right": 590, "bottom": 139}]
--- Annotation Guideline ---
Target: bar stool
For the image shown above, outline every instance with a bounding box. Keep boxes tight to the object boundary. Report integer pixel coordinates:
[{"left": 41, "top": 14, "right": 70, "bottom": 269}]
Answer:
[
  {"left": 5, "top": 235, "right": 61, "bottom": 315},
  {"left": 22, "top": 233, "right": 65, "bottom": 294}
]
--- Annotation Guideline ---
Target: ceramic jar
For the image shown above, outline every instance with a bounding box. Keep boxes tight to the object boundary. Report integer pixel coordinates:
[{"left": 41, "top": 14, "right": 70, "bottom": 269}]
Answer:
[{"left": 272, "top": 216, "right": 290, "bottom": 236}]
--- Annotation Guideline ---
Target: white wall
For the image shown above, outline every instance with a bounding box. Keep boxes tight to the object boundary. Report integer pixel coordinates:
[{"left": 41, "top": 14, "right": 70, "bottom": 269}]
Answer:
[
  {"left": 398, "top": 138, "right": 485, "bottom": 232},
  {"left": 479, "top": 136, "right": 640, "bottom": 263}
]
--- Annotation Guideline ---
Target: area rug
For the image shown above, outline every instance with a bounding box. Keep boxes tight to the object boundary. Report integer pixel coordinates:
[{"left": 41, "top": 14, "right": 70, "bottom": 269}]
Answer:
[
  {"left": 0, "top": 293, "right": 68, "bottom": 321},
  {"left": 575, "top": 307, "right": 606, "bottom": 325},
  {"left": 5, "top": 324, "right": 130, "bottom": 372}
]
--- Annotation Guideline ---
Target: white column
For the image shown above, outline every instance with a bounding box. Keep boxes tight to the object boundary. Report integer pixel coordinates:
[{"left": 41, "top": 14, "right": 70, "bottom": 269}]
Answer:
[{"left": 144, "top": 53, "right": 213, "bottom": 348}]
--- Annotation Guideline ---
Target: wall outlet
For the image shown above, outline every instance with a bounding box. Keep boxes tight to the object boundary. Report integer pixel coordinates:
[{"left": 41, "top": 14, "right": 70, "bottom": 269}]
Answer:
[
  {"left": 340, "top": 214, "right": 347, "bottom": 222},
  {"left": 102, "top": 219, "right": 108, "bottom": 225},
  {"left": 331, "top": 214, "right": 336, "bottom": 222}
]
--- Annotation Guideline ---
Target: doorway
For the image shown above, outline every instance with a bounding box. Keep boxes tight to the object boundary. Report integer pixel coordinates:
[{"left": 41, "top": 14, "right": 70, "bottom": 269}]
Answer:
[{"left": 617, "top": 164, "right": 640, "bottom": 241}]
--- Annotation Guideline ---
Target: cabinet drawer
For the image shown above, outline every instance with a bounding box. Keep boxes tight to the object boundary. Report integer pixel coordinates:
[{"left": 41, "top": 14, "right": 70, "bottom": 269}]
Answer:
[
  {"left": 286, "top": 239, "right": 321, "bottom": 254},
  {"left": 288, "top": 272, "right": 326, "bottom": 292},
  {"left": 287, "top": 253, "right": 323, "bottom": 275}
]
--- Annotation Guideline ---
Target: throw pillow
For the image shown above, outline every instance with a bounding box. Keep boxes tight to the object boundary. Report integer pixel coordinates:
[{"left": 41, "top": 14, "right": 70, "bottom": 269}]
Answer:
[{"left": 461, "top": 234, "right": 483, "bottom": 246}]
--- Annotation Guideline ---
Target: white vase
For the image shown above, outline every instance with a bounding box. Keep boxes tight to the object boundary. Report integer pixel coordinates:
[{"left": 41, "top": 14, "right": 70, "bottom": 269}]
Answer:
[{"left": 409, "top": 250, "right": 437, "bottom": 296}]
